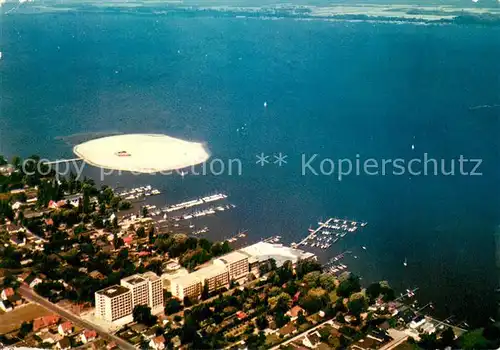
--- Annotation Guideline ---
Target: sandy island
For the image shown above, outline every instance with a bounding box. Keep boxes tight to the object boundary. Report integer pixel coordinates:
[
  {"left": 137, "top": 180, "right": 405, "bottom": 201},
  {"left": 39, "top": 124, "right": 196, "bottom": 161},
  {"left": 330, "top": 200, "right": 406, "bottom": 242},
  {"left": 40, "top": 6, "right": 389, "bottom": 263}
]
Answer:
[{"left": 73, "top": 133, "right": 210, "bottom": 173}]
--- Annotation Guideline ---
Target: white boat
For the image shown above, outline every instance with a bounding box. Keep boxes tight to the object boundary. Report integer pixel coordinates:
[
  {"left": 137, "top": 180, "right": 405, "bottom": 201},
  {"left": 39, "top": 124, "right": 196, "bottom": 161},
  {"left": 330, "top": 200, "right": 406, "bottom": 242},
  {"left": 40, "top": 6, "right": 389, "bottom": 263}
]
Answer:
[{"left": 403, "top": 258, "right": 408, "bottom": 267}]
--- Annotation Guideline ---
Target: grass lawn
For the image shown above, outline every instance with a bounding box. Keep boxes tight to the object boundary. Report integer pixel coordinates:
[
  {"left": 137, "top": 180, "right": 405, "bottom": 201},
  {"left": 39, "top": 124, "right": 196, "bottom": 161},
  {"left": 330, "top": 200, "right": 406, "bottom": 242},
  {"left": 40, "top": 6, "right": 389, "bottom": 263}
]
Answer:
[
  {"left": 0, "top": 303, "right": 53, "bottom": 334},
  {"left": 265, "top": 333, "right": 281, "bottom": 347}
]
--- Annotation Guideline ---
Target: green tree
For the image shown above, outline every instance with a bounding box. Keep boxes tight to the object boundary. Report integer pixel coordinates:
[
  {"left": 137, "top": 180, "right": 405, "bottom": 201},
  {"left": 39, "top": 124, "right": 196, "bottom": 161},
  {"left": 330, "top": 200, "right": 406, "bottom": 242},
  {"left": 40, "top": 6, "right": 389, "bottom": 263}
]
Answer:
[
  {"left": 136, "top": 226, "right": 146, "bottom": 238},
  {"left": 201, "top": 283, "right": 210, "bottom": 300},
  {"left": 133, "top": 305, "right": 157, "bottom": 327},
  {"left": 256, "top": 315, "right": 269, "bottom": 330},
  {"left": 336, "top": 274, "right": 361, "bottom": 298},
  {"left": 440, "top": 327, "right": 456, "bottom": 348},
  {"left": 18, "top": 321, "right": 33, "bottom": 338},
  {"left": 366, "top": 282, "right": 382, "bottom": 301},
  {"left": 165, "top": 298, "right": 183, "bottom": 315},
  {"left": 297, "top": 311, "right": 307, "bottom": 325},
  {"left": 347, "top": 293, "right": 368, "bottom": 317}
]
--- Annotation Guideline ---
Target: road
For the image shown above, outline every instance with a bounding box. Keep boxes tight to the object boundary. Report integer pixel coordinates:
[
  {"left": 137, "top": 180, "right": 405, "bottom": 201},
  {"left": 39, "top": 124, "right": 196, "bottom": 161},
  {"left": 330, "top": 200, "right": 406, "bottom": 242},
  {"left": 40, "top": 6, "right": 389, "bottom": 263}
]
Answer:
[{"left": 19, "top": 285, "right": 136, "bottom": 350}]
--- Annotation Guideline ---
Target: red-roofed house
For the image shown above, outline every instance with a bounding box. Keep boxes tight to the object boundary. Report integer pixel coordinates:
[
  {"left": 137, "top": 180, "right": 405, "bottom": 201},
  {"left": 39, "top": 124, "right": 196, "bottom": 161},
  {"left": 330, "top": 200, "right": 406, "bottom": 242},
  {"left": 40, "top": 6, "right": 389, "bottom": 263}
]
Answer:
[
  {"left": 138, "top": 251, "right": 150, "bottom": 257},
  {"left": 58, "top": 321, "right": 73, "bottom": 336},
  {"left": 45, "top": 218, "right": 54, "bottom": 226},
  {"left": 80, "top": 329, "right": 97, "bottom": 344},
  {"left": 1, "top": 287, "right": 15, "bottom": 300},
  {"left": 149, "top": 335, "right": 165, "bottom": 350},
  {"left": 33, "top": 315, "right": 61, "bottom": 332},
  {"left": 286, "top": 305, "right": 305, "bottom": 320},
  {"left": 106, "top": 342, "right": 118, "bottom": 350},
  {"left": 123, "top": 236, "right": 133, "bottom": 245},
  {"left": 236, "top": 311, "right": 248, "bottom": 320},
  {"left": 48, "top": 200, "right": 67, "bottom": 209}
]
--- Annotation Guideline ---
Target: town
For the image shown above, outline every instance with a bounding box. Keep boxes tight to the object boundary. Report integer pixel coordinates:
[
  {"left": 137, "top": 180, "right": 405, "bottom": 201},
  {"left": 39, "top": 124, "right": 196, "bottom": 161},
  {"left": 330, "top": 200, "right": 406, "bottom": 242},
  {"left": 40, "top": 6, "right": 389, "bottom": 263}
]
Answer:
[{"left": 0, "top": 155, "right": 498, "bottom": 350}]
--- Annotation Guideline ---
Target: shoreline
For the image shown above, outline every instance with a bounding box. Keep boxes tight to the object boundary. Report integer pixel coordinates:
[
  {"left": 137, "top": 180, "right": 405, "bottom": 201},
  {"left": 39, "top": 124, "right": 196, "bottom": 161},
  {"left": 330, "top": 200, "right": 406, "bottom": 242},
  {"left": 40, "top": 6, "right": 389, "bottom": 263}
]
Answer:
[{"left": 4, "top": 2, "right": 500, "bottom": 26}]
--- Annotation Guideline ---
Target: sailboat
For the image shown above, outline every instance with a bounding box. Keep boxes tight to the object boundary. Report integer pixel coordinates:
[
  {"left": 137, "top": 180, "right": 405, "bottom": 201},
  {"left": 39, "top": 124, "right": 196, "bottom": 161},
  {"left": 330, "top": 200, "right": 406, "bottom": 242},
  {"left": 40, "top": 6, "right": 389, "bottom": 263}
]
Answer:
[{"left": 403, "top": 258, "right": 408, "bottom": 267}]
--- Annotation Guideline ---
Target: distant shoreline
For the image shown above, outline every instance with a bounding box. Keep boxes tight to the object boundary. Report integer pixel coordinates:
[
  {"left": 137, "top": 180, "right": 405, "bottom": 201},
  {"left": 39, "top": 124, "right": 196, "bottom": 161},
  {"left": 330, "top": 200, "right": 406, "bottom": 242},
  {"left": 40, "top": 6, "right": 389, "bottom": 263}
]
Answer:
[{"left": 4, "top": 2, "right": 500, "bottom": 26}]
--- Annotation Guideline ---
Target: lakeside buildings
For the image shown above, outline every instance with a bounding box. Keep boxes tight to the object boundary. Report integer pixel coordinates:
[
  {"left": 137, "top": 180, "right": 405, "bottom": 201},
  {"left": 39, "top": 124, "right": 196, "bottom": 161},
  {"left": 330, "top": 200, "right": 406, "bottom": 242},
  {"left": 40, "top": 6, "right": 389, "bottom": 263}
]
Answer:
[
  {"left": 95, "top": 272, "right": 163, "bottom": 324},
  {"left": 168, "top": 242, "right": 316, "bottom": 300},
  {"left": 95, "top": 242, "right": 315, "bottom": 323}
]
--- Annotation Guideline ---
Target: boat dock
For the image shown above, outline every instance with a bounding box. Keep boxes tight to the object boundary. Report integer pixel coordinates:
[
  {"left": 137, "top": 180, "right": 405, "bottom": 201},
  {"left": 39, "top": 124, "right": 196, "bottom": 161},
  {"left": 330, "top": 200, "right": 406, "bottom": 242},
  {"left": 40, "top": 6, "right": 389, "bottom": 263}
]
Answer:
[
  {"left": 117, "top": 185, "right": 162, "bottom": 200},
  {"left": 323, "top": 251, "right": 352, "bottom": 274},
  {"left": 162, "top": 193, "right": 228, "bottom": 213},
  {"left": 295, "top": 218, "right": 334, "bottom": 247},
  {"left": 294, "top": 217, "right": 367, "bottom": 250}
]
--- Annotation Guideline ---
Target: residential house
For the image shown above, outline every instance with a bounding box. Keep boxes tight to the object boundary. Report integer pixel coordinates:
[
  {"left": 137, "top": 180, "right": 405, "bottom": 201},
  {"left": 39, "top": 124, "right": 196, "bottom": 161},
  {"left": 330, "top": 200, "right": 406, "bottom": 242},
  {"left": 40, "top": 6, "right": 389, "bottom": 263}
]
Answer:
[
  {"left": 48, "top": 200, "right": 68, "bottom": 209},
  {"left": 33, "top": 315, "right": 61, "bottom": 332},
  {"left": 8, "top": 294, "right": 23, "bottom": 306},
  {"left": 25, "top": 275, "right": 43, "bottom": 288},
  {"left": 286, "top": 305, "right": 305, "bottom": 321},
  {"left": 21, "top": 258, "right": 33, "bottom": 266},
  {"left": 171, "top": 336, "right": 181, "bottom": 348},
  {"left": 80, "top": 330, "right": 97, "bottom": 344},
  {"left": 11, "top": 201, "right": 23, "bottom": 210},
  {"left": 9, "top": 235, "right": 26, "bottom": 247},
  {"left": 150, "top": 335, "right": 166, "bottom": 350},
  {"left": 89, "top": 270, "right": 105, "bottom": 280},
  {"left": 55, "top": 337, "right": 71, "bottom": 350},
  {"left": 39, "top": 332, "right": 58, "bottom": 344},
  {"left": 123, "top": 236, "right": 133, "bottom": 246},
  {"left": 106, "top": 342, "right": 118, "bottom": 350},
  {"left": 58, "top": 321, "right": 73, "bottom": 336},
  {"left": 236, "top": 311, "right": 248, "bottom": 321},
  {"left": 17, "top": 271, "right": 31, "bottom": 282},
  {"left": 6, "top": 223, "right": 23, "bottom": 234},
  {"left": 91, "top": 340, "right": 107, "bottom": 350},
  {"left": 278, "top": 323, "right": 297, "bottom": 337},
  {"left": 410, "top": 315, "right": 426, "bottom": 329},
  {"left": 302, "top": 331, "right": 322, "bottom": 349},
  {"left": 143, "top": 328, "right": 158, "bottom": 340},
  {"left": 1, "top": 287, "right": 15, "bottom": 300},
  {"left": 0, "top": 299, "right": 13, "bottom": 312}
]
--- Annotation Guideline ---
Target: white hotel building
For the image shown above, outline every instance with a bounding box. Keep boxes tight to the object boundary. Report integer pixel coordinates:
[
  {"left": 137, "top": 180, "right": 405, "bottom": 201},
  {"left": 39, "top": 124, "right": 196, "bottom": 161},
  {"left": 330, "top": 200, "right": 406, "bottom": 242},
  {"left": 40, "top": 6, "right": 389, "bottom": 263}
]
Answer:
[
  {"left": 95, "top": 272, "right": 164, "bottom": 324},
  {"left": 95, "top": 285, "right": 133, "bottom": 325},
  {"left": 167, "top": 242, "right": 316, "bottom": 300}
]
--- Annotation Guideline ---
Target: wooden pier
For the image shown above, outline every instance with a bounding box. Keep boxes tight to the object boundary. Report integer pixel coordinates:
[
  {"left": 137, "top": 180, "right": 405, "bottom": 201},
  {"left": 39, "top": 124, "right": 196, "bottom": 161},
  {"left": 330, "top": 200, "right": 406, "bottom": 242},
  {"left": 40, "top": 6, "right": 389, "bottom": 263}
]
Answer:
[{"left": 295, "top": 217, "right": 334, "bottom": 247}]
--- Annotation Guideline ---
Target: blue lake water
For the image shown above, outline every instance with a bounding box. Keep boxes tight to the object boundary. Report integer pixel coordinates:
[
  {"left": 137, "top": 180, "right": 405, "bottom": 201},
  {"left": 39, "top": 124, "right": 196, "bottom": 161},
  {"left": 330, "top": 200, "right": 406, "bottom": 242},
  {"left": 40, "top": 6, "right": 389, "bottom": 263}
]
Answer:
[{"left": 1, "top": 12, "right": 499, "bottom": 325}]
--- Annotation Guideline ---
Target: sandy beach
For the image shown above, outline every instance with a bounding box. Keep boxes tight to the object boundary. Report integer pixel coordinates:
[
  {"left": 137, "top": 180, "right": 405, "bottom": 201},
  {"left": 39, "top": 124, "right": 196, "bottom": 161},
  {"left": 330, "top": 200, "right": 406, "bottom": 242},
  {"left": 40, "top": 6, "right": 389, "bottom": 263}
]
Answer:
[{"left": 73, "top": 134, "right": 210, "bottom": 173}]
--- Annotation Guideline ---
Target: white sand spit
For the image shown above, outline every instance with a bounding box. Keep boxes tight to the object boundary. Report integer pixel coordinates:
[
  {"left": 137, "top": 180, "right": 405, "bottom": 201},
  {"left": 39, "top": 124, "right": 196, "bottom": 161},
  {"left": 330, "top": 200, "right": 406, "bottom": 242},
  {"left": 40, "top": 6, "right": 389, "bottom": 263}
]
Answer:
[{"left": 73, "top": 133, "right": 210, "bottom": 173}]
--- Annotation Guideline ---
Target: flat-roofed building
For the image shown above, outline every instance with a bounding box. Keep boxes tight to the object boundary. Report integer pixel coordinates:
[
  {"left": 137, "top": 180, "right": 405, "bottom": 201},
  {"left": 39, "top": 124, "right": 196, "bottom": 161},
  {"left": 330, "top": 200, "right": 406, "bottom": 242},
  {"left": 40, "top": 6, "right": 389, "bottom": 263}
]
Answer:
[
  {"left": 121, "top": 275, "right": 149, "bottom": 308},
  {"left": 239, "top": 242, "right": 316, "bottom": 276},
  {"left": 193, "top": 263, "right": 229, "bottom": 293},
  {"left": 121, "top": 272, "right": 164, "bottom": 314},
  {"left": 95, "top": 285, "right": 133, "bottom": 324},
  {"left": 142, "top": 271, "right": 164, "bottom": 315},
  {"left": 161, "top": 267, "right": 189, "bottom": 291},
  {"left": 214, "top": 251, "right": 249, "bottom": 281},
  {"left": 170, "top": 274, "right": 202, "bottom": 300}
]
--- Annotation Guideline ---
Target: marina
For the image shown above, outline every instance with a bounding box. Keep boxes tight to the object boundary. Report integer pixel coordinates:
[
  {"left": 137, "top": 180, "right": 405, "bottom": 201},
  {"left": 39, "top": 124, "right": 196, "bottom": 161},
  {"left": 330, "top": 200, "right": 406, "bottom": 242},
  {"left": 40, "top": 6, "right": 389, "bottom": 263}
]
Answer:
[
  {"left": 263, "top": 235, "right": 282, "bottom": 244},
  {"left": 162, "top": 193, "right": 228, "bottom": 213},
  {"left": 323, "top": 251, "right": 352, "bottom": 275},
  {"left": 294, "top": 217, "right": 368, "bottom": 250},
  {"left": 117, "top": 185, "right": 162, "bottom": 200},
  {"left": 226, "top": 230, "right": 248, "bottom": 243},
  {"left": 170, "top": 204, "right": 236, "bottom": 221},
  {"left": 192, "top": 226, "right": 210, "bottom": 235}
]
